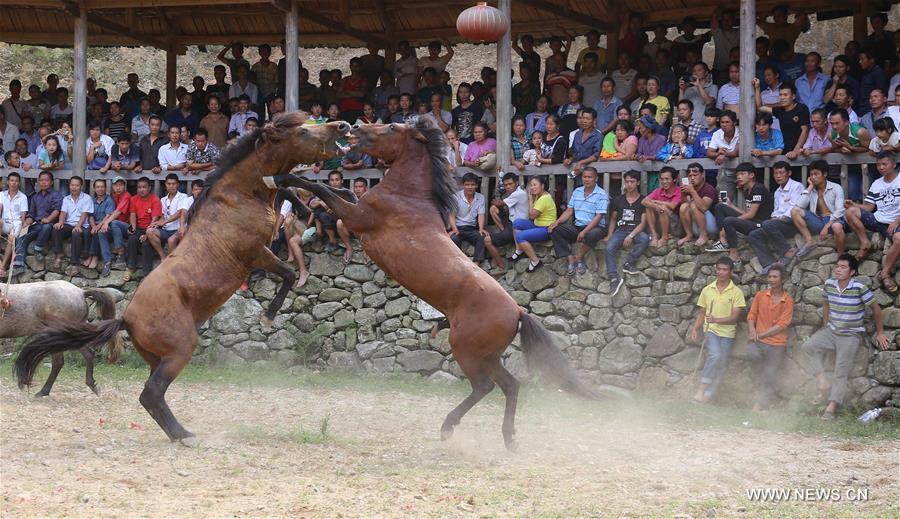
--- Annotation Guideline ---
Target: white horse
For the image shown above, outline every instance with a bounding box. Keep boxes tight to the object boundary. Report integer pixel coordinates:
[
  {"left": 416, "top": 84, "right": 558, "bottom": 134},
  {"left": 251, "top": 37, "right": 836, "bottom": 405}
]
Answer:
[{"left": 1, "top": 280, "right": 120, "bottom": 396}]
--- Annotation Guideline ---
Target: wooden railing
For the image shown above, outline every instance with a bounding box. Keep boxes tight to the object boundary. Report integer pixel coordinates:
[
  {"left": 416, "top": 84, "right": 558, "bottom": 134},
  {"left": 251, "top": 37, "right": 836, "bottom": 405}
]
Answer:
[{"left": 1, "top": 153, "right": 878, "bottom": 199}]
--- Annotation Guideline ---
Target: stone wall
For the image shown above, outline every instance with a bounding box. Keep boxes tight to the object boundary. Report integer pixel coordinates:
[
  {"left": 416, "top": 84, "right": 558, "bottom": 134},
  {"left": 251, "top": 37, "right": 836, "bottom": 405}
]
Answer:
[{"left": 15, "top": 234, "right": 900, "bottom": 409}]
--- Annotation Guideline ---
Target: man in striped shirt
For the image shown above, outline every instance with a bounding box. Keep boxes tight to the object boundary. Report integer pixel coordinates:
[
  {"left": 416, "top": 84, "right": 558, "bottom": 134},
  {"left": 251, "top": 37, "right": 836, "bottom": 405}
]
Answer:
[{"left": 801, "top": 254, "right": 890, "bottom": 421}]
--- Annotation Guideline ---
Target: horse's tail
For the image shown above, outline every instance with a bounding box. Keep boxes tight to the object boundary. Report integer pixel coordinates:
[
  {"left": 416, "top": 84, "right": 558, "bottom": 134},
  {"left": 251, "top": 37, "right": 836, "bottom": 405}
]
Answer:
[
  {"left": 82, "top": 288, "right": 123, "bottom": 363},
  {"left": 518, "top": 312, "right": 600, "bottom": 400},
  {"left": 15, "top": 319, "right": 125, "bottom": 389}
]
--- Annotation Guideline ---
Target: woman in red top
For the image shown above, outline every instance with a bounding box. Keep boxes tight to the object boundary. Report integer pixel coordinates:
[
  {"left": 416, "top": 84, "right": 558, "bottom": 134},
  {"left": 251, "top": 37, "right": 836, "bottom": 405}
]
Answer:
[{"left": 338, "top": 57, "right": 368, "bottom": 122}]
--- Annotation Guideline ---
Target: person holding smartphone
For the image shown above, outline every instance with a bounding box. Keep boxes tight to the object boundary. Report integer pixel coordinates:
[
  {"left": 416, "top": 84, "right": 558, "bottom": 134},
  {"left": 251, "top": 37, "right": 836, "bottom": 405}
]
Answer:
[{"left": 705, "top": 162, "right": 774, "bottom": 266}]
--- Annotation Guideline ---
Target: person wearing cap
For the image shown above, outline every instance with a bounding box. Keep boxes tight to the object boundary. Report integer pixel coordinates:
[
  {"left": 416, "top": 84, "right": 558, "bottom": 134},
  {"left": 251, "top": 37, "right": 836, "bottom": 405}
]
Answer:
[{"left": 96, "top": 176, "right": 133, "bottom": 268}]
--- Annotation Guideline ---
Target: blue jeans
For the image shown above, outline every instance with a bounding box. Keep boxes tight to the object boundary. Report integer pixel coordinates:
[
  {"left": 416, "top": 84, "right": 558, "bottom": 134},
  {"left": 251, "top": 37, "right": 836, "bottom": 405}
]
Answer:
[
  {"left": 604, "top": 228, "right": 650, "bottom": 279},
  {"left": 108, "top": 220, "right": 129, "bottom": 250},
  {"left": 14, "top": 222, "right": 54, "bottom": 266},
  {"left": 701, "top": 332, "right": 734, "bottom": 398},
  {"left": 513, "top": 218, "right": 550, "bottom": 244},
  {"left": 90, "top": 232, "right": 113, "bottom": 263}
]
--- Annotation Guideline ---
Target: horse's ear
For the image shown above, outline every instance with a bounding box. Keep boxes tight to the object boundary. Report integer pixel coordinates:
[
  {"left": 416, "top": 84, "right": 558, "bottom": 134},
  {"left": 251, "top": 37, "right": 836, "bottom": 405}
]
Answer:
[{"left": 410, "top": 127, "right": 428, "bottom": 143}]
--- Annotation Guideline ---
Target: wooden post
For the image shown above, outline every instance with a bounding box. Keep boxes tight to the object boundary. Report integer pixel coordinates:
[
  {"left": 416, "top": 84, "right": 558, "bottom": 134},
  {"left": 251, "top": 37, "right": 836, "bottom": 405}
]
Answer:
[
  {"left": 285, "top": 0, "right": 300, "bottom": 112},
  {"left": 73, "top": 1, "right": 87, "bottom": 175},
  {"left": 738, "top": 0, "right": 756, "bottom": 161},
  {"left": 605, "top": 5, "right": 620, "bottom": 73},
  {"left": 166, "top": 46, "right": 177, "bottom": 110},
  {"left": 495, "top": 0, "right": 512, "bottom": 174},
  {"left": 852, "top": 1, "right": 868, "bottom": 44}
]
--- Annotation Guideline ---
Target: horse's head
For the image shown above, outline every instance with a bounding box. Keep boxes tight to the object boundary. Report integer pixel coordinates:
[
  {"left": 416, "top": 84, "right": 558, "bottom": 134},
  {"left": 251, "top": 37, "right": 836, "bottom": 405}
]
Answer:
[
  {"left": 260, "top": 114, "right": 350, "bottom": 173},
  {"left": 351, "top": 118, "right": 457, "bottom": 221},
  {"left": 350, "top": 121, "right": 430, "bottom": 163}
]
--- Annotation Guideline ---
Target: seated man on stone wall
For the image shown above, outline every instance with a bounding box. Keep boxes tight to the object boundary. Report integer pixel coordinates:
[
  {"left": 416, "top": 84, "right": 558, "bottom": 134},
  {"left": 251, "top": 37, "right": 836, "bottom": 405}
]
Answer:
[
  {"left": 124, "top": 177, "right": 162, "bottom": 282},
  {"left": 706, "top": 162, "right": 774, "bottom": 266},
  {"left": 746, "top": 160, "right": 804, "bottom": 273},
  {"left": 642, "top": 166, "right": 682, "bottom": 248},
  {"left": 146, "top": 173, "right": 190, "bottom": 262},
  {"left": 790, "top": 159, "right": 845, "bottom": 259},
  {"left": 448, "top": 172, "right": 488, "bottom": 267},
  {"left": 13, "top": 170, "right": 61, "bottom": 275},
  {"left": 677, "top": 163, "right": 718, "bottom": 247},
  {"left": 310, "top": 170, "right": 353, "bottom": 258},
  {"left": 547, "top": 166, "right": 608, "bottom": 275},
  {"left": 802, "top": 254, "right": 890, "bottom": 421},
  {"left": 484, "top": 172, "right": 528, "bottom": 269},
  {"left": 604, "top": 170, "right": 649, "bottom": 296},
  {"left": 336, "top": 178, "right": 370, "bottom": 265},
  {"left": 840, "top": 152, "right": 900, "bottom": 294}
]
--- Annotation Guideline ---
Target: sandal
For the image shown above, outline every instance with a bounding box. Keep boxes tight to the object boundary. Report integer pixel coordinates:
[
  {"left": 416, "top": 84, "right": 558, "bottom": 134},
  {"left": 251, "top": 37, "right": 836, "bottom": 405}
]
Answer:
[
  {"left": 507, "top": 250, "right": 524, "bottom": 262},
  {"left": 820, "top": 410, "right": 836, "bottom": 422},
  {"left": 526, "top": 260, "right": 543, "bottom": 273},
  {"left": 879, "top": 270, "right": 898, "bottom": 294},
  {"left": 576, "top": 261, "right": 587, "bottom": 275}
]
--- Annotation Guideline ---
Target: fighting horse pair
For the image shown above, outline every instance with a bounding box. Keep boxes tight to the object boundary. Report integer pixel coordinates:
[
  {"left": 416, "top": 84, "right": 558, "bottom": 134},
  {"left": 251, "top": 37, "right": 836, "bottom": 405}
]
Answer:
[{"left": 16, "top": 114, "right": 594, "bottom": 449}]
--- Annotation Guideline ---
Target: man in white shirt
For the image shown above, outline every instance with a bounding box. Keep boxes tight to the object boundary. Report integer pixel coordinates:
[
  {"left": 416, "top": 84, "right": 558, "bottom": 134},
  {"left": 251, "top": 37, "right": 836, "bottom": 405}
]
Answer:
[
  {"left": 0, "top": 171, "right": 28, "bottom": 276},
  {"left": 678, "top": 62, "right": 718, "bottom": 126},
  {"left": 746, "top": 162, "right": 805, "bottom": 271},
  {"left": 49, "top": 87, "right": 74, "bottom": 125},
  {"left": 416, "top": 39, "right": 454, "bottom": 86},
  {"left": 448, "top": 172, "right": 487, "bottom": 265},
  {"left": 158, "top": 126, "right": 188, "bottom": 172},
  {"left": 2, "top": 80, "right": 29, "bottom": 128},
  {"left": 51, "top": 175, "right": 93, "bottom": 275},
  {"left": 393, "top": 41, "right": 418, "bottom": 96},
  {"left": 0, "top": 110, "right": 19, "bottom": 153},
  {"left": 146, "top": 173, "right": 190, "bottom": 260},
  {"left": 421, "top": 93, "right": 451, "bottom": 132},
  {"left": 716, "top": 62, "right": 740, "bottom": 112}
]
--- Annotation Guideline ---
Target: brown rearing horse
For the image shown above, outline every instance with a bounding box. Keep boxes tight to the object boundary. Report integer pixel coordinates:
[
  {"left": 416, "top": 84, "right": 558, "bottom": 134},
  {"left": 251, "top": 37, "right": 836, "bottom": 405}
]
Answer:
[
  {"left": 15, "top": 115, "right": 349, "bottom": 442},
  {"left": 271, "top": 118, "right": 597, "bottom": 450}
]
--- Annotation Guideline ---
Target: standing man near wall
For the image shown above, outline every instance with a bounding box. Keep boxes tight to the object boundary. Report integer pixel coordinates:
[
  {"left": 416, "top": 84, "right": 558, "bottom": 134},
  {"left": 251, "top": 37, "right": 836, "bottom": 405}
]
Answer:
[
  {"left": 691, "top": 256, "right": 746, "bottom": 404},
  {"left": 802, "top": 254, "right": 890, "bottom": 421}
]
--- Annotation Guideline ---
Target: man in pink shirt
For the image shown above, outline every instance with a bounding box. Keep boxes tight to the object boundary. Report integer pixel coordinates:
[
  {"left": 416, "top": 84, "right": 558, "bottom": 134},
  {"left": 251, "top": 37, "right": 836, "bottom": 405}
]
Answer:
[{"left": 642, "top": 166, "right": 683, "bottom": 247}]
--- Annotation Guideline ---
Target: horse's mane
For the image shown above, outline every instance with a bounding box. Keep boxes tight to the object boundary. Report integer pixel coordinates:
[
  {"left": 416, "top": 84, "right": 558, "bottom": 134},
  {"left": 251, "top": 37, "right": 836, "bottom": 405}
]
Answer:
[
  {"left": 185, "top": 130, "right": 260, "bottom": 226},
  {"left": 186, "top": 111, "right": 308, "bottom": 228},
  {"left": 414, "top": 117, "right": 457, "bottom": 221}
]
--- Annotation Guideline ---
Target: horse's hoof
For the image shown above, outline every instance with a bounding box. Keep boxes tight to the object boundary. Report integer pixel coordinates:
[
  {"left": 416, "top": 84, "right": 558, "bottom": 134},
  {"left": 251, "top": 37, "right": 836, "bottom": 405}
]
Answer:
[
  {"left": 89, "top": 384, "right": 101, "bottom": 396},
  {"left": 34, "top": 390, "right": 49, "bottom": 398},
  {"left": 440, "top": 427, "right": 454, "bottom": 441},
  {"left": 179, "top": 436, "right": 199, "bottom": 447},
  {"left": 504, "top": 438, "right": 519, "bottom": 452}
]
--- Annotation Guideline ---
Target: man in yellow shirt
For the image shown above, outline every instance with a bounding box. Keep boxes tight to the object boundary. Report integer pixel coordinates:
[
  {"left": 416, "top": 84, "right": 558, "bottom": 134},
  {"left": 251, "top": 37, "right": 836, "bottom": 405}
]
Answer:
[{"left": 690, "top": 256, "right": 746, "bottom": 403}]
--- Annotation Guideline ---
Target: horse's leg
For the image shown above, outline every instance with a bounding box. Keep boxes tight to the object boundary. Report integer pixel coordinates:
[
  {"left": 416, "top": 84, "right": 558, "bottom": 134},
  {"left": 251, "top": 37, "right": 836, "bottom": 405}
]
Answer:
[
  {"left": 80, "top": 346, "right": 100, "bottom": 395},
  {"left": 35, "top": 353, "right": 64, "bottom": 397},
  {"left": 253, "top": 247, "right": 296, "bottom": 327},
  {"left": 279, "top": 188, "right": 313, "bottom": 220},
  {"left": 441, "top": 357, "right": 494, "bottom": 441},
  {"left": 486, "top": 357, "right": 521, "bottom": 451},
  {"left": 139, "top": 352, "right": 193, "bottom": 441},
  {"left": 272, "top": 176, "right": 359, "bottom": 214}
]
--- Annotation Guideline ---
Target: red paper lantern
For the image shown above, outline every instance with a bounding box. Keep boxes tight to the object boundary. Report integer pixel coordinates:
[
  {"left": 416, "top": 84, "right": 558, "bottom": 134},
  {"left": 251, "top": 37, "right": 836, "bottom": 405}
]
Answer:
[{"left": 456, "top": 2, "right": 508, "bottom": 43}]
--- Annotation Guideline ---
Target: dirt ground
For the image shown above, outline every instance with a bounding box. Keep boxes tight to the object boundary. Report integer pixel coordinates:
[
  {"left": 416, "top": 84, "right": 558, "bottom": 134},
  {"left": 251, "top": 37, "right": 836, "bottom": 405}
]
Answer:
[{"left": 1, "top": 368, "right": 897, "bottom": 518}]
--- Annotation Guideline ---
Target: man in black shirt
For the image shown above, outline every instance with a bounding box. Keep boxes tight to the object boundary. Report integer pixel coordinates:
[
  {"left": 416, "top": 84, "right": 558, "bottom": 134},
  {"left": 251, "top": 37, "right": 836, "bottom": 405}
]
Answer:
[
  {"left": 706, "top": 162, "right": 774, "bottom": 266},
  {"left": 604, "top": 170, "right": 650, "bottom": 296},
  {"left": 753, "top": 79, "right": 809, "bottom": 159},
  {"left": 138, "top": 116, "right": 166, "bottom": 174}
]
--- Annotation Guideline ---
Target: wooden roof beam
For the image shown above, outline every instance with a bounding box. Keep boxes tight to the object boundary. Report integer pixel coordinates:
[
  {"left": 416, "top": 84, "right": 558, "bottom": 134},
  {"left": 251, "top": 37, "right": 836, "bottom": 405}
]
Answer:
[
  {"left": 302, "top": 9, "right": 389, "bottom": 47},
  {"left": 515, "top": 0, "right": 610, "bottom": 31}
]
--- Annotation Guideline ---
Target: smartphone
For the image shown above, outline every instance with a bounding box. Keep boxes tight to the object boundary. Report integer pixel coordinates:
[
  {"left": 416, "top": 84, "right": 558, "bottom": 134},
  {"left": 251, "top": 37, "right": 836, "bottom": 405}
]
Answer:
[
  {"left": 719, "top": 191, "right": 728, "bottom": 202},
  {"left": 681, "top": 177, "right": 690, "bottom": 186}
]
